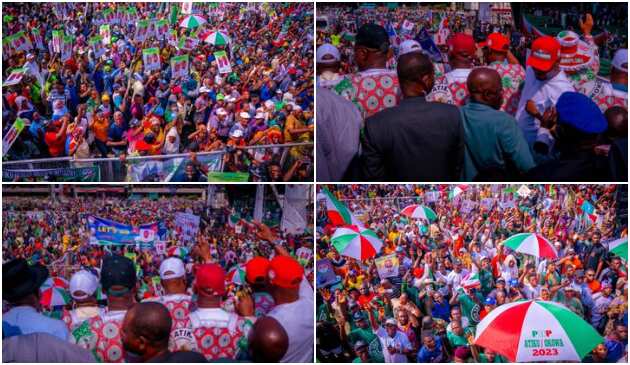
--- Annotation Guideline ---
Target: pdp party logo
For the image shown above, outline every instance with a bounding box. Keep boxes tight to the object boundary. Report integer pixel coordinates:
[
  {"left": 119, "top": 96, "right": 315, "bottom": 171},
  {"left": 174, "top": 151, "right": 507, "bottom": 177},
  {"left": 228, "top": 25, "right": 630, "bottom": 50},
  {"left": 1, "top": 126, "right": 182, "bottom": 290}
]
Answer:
[{"left": 523, "top": 329, "right": 564, "bottom": 357}]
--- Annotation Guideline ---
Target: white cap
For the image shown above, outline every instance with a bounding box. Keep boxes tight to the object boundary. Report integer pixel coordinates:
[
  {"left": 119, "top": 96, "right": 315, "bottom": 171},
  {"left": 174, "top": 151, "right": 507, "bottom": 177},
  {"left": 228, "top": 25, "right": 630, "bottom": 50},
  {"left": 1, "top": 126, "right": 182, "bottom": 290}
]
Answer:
[
  {"left": 239, "top": 111, "right": 250, "bottom": 119},
  {"left": 69, "top": 270, "right": 99, "bottom": 300},
  {"left": 316, "top": 43, "right": 341, "bottom": 64},
  {"left": 292, "top": 104, "right": 302, "bottom": 111},
  {"left": 255, "top": 112, "right": 265, "bottom": 119},
  {"left": 225, "top": 96, "right": 236, "bottom": 103},
  {"left": 159, "top": 257, "right": 186, "bottom": 280},
  {"left": 399, "top": 40, "right": 422, "bottom": 57},
  {"left": 216, "top": 108, "right": 227, "bottom": 116},
  {"left": 231, "top": 129, "right": 244, "bottom": 138},
  {"left": 264, "top": 100, "right": 274, "bottom": 109},
  {"left": 612, "top": 49, "right": 628, "bottom": 72},
  {"left": 385, "top": 318, "right": 397, "bottom": 326},
  {"left": 199, "top": 86, "right": 211, "bottom": 93}
]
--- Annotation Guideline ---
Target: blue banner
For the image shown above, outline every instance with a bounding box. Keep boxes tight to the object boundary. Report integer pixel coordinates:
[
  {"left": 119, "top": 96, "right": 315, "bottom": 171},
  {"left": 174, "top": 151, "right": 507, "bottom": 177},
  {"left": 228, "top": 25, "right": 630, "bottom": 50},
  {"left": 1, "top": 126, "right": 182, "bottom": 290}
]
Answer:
[
  {"left": 126, "top": 154, "right": 222, "bottom": 182},
  {"left": 87, "top": 215, "right": 159, "bottom": 246}
]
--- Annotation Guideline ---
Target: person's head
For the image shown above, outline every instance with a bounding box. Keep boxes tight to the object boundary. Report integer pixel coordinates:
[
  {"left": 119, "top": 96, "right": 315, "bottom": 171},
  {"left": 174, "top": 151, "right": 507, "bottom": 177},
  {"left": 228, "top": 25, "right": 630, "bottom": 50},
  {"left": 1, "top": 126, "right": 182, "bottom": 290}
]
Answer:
[
  {"left": 267, "top": 255, "right": 303, "bottom": 303},
  {"left": 450, "top": 306, "right": 462, "bottom": 322},
  {"left": 69, "top": 269, "right": 99, "bottom": 306},
  {"left": 592, "top": 343, "right": 608, "bottom": 360},
  {"left": 101, "top": 255, "right": 137, "bottom": 309},
  {"left": 448, "top": 33, "right": 477, "bottom": 69},
  {"left": 316, "top": 43, "right": 341, "bottom": 74},
  {"left": 484, "top": 349, "right": 497, "bottom": 362},
  {"left": 194, "top": 263, "right": 226, "bottom": 306},
  {"left": 615, "top": 323, "right": 628, "bottom": 341},
  {"left": 602, "top": 281, "right": 613, "bottom": 296},
  {"left": 604, "top": 106, "right": 628, "bottom": 141},
  {"left": 354, "top": 24, "right": 392, "bottom": 71},
  {"left": 555, "top": 92, "right": 607, "bottom": 150},
  {"left": 467, "top": 67, "right": 503, "bottom": 109},
  {"left": 397, "top": 309, "right": 409, "bottom": 325},
  {"left": 159, "top": 257, "right": 186, "bottom": 295},
  {"left": 246, "top": 256, "right": 270, "bottom": 290},
  {"left": 482, "top": 32, "right": 510, "bottom": 64},
  {"left": 3, "top": 258, "right": 48, "bottom": 309},
  {"left": 113, "top": 111, "right": 124, "bottom": 126},
  {"left": 385, "top": 318, "right": 398, "bottom": 337},
  {"left": 396, "top": 51, "right": 434, "bottom": 98},
  {"left": 121, "top": 302, "right": 172, "bottom": 362},
  {"left": 610, "top": 48, "right": 628, "bottom": 85},
  {"left": 422, "top": 334, "right": 436, "bottom": 349},
  {"left": 592, "top": 231, "right": 601, "bottom": 244},
  {"left": 527, "top": 36, "right": 561, "bottom": 80},
  {"left": 353, "top": 341, "right": 370, "bottom": 362},
  {"left": 55, "top": 81, "right": 64, "bottom": 93},
  {"left": 248, "top": 316, "right": 289, "bottom": 362},
  {"left": 585, "top": 269, "right": 596, "bottom": 282},
  {"left": 451, "top": 319, "right": 464, "bottom": 336},
  {"left": 454, "top": 346, "right": 471, "bottom": 362}
]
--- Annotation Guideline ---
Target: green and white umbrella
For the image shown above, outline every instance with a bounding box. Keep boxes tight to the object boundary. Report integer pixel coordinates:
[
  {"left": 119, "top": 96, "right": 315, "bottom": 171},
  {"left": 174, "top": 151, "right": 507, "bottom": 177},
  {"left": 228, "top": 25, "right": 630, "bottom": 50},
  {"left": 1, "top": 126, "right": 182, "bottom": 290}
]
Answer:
[
  {"left": 400, "top": 204, "right": 437, "bottom": 221},
  {"left": 501, "top": 233, "right": 558, "bottom": 259},
  {"left": 179, "top": 14, "right": 206, "bottom": 29},
  {"left": 331, "top": 225, "right": 383, "bottom": 261},
  {"left": 204, "top": 31, "right": 230, "bottom": 46},
  {"left": 607, "top": 237, "right": 627, "bottom": 260},
  {"left": 475, "top": 300, "right": 603, "bottom": 362}
]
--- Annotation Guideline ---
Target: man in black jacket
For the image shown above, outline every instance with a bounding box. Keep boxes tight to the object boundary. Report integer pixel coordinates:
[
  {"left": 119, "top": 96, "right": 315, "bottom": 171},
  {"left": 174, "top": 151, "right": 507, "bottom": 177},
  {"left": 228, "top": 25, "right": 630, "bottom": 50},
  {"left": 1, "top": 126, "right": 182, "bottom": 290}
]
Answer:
[{"left": 361, "top": 52, "right": 464, "bottom": 181}]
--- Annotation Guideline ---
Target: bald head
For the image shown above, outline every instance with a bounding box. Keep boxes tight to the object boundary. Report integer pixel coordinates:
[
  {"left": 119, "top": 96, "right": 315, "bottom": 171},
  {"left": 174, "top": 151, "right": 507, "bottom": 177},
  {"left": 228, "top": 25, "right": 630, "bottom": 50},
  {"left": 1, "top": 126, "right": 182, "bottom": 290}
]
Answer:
[
  {"left": 604, "top": 106, "right": 628, "bottom": 139},
  {"left": 397, "top": 52, "right": 435, "bottom": 97},
  {"left": 126, "top": 302, "right": 172, "bottom": 348},
  {"left": 249, "top": 316, "right": 289, "bottom": 362},
  {"left": 467, "top": 68, "right": 503, "bottom": 109}
]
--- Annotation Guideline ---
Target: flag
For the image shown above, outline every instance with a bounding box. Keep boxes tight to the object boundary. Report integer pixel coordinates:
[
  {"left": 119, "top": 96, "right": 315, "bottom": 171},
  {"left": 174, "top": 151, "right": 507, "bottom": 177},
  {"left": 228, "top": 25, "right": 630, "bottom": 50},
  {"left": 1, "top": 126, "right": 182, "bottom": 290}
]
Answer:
[
  {"left": 436, "top": 16, "right": 450, "bottom": 45},
  {"left": 385, "top": 22, "right": 400, "bottom": 48},
  {"left": 228, "top": 213, "right": 241, "bottom": 228},
  {"left": 321, "top": 188, "right": 362, "bottom": 227},
  {"left": 414, "top": 28, "right": 442, "bottom": 62},
  {"left": 449, "top": 185, "right": 468, "bottom": 200}
]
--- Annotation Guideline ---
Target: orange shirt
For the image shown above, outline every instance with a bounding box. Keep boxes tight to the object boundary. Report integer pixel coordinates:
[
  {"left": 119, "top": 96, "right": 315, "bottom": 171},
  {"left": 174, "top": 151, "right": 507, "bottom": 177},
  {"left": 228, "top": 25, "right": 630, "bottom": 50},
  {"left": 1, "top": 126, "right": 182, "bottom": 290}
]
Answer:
[
  {"left": 587, "top": 279, "right": 601, "bottom": 294},
  {"left": 91, "top": 117, "right": 110, "bottom": 142}
]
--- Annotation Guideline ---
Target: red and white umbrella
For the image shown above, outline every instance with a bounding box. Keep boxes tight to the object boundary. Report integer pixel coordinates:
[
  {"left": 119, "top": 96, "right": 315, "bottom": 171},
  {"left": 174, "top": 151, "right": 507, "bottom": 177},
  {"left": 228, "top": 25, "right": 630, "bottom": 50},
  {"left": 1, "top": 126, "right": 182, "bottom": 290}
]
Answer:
[
  {"left": 501, "top": 233, "right": 558, "bottom": 259},
  {"left": 331, "top": 225, "right": 383, "bottom": 261},
  {"left": 40, "top": 277, "right": 71, "bottom": 307},
  {"left": 226, "top": 264, "right": 247, "bottom": 285},
  {"left": 400, "top": 204, "right": 437, "bottom": 221},
  {"left": 475, "top": 300, "right": 603, "bottom": 362}
]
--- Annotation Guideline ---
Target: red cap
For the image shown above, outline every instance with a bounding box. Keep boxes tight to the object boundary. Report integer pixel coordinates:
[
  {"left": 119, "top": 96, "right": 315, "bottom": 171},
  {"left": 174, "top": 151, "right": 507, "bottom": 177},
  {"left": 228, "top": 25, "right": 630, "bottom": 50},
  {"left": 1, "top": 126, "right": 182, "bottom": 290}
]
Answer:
[
  {"left": 195, "top": 263, "right": 226, "bottom": 296},
  {"left": 246, "top": 256, "right": 270, "bottom": 284},
  {"left": 268, "top": 256, "right": 303, "bottom": 289},
  {"left": 448, "top": 33, "right": 476, "bottom": 56},
  {"left": 527, "top": 36, "right": 560, "bottom": 72},
  {"left": 413, "top": 267, "right": 424, "bottom": 278},
  {"left": 481, "top": 33, "right": 510, "bottom": 53}
]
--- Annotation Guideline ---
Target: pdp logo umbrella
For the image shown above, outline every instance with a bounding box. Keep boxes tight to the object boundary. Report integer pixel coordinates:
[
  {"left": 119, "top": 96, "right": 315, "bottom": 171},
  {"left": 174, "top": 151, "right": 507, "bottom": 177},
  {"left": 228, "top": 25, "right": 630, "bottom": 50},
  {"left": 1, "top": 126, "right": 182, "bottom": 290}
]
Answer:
[
  {"left": 167, "top": 246, "right": 189, "bottom": 259},
  {"left": 474, "top": 300, "right": 603, "bottom": 362},
  {"left": 179, "top": 14, "right": 206, "bottom": 29},
  {"left": 331, "top": 225, "right": 383, "bottom": 261},
  {"left": 226, "top": 264, "right": 247, "bottom": 285},
  {"left": 501, "top": 233, "right": 558, "bottom": 259},
  {"left": 40, "top": 277, "right": 71, "bottom": 307},
  {"left": 204, "top": 31, "right": 230, "bottom": 46},
  {"left": 607, "top": 237, "right": 627, "bottom": 260},
  {"left": 400, "top": 204, "right": 437, "bottom": 221}
]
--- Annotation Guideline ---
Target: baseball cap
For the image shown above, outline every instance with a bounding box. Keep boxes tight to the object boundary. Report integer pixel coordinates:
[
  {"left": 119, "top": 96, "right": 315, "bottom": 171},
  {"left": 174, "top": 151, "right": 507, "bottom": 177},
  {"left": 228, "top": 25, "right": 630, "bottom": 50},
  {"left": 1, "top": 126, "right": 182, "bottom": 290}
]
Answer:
[
  {"left": 356, "top": 24, "right": 389, "bottom": 53},
  {"left": 69, "top": 270, "right": 99, "bottom": 300},
  {"left": 385, "top": 318, "right": 397, "bottom": 326},
  {"left": 448, "top": 33, "right": 476, "bottom": 56},
  {"left": 216, "top": 108, "right": 227, "bottom": 116},
  {"left": 195, "top": 263, "right": 226, "bottom": 296},
  {"left": 612, "top": 48, "right": 628, "bottom": 72},
  {"left": 239, "top": 111, "right": 250, "bottom": 119},
  {"left": 354, "top": 341, "right": 368, "bottom": 351},
  {"left": 484, "top": 297, "right": 496, "bottom": 305},
  {"left": 399, "top": 40, "right": 422, "bottom": 58},
  {"left": 316, "top": 44, "right": 341, "bottom": 64},
  {"left": 246, "top": 256, "right": 270, "bottom": 284},
  {"left": 268, "top": 255, "right": 303, "bottom": 289},
  {"left": 230, "top": 129, "right": 244, "bottom": 139},
  {"left": 481, "top": 32, "right": 509, "bottom": 53},
  {"left": 159, "top": 257, "right": 185, "bottom": 280},
  {"left": 556, "top": 91, "right": 607, "bottom": 134},
  {"left": 527, "top": 36, "right": 560, "bottom": 72},
  {"left": 100, "top": 255, "right": 136, "bottom": 294}
]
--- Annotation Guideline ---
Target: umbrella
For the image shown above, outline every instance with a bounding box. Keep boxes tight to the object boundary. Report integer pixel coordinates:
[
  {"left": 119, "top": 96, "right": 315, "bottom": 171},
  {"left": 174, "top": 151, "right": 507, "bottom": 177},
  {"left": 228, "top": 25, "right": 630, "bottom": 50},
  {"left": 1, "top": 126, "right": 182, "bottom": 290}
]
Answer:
[
  {"left": 607, "top": 237, "right": 627, "bottom": 260},
  {"left": 226, "top": 264, "right": 247, "bottom": 285},
  {"left": 40, "top": 277, "right": 71, "bottom": 307},
  {"left": 331, "top": 225, "right": 383, "bottom": 261},
  {"left": 501, "top": 233, "right": 558, "bottom": 259},
  {"left": 474, "top": 300, "right": 603, "bottom": 362},
  {"left": 179, "top": 14, "right": 206, "bottom": 29},
  {"left": 400, "top": 204, "right": 437, "bottom": 221},
  {"left": 204, "top": 31, "right": 230, "bottom": 46},
  {"left": 167, "top": 246, "right": 188, "bottom": 259}
]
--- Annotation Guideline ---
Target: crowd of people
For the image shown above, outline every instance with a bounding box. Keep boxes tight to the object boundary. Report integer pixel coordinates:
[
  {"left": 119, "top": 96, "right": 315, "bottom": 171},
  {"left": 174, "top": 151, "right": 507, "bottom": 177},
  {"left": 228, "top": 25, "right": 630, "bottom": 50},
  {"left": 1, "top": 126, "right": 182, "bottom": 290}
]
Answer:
[
  {"left": 2, "top": 189, "right": 314, "bottom": 362},
  {"left": 316, "top": 184, "right": 627, "bottom": 363},
  {"left": 316, "top": 3, "right": 627, "bottom": 182},
  {"left": 2, "top": 2, "right": 314, "bottom": 182}
]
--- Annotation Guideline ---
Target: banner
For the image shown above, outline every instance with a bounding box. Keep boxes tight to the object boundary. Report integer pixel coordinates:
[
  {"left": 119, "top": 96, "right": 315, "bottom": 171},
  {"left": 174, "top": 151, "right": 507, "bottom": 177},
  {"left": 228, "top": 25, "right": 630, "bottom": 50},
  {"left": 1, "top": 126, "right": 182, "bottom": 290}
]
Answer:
[
  {"left": 214, "top": 50, "right": 232, "bottom": 74},
  {"left": 90, "top": 35, "right": 106, "bottom": 59},
  {"left": 61, "top": 35, "right": 73, "bottom": 62},
  {"left": 170, "top": 54, "right": 189, "bottom": 79},
  {"left": 126, "top": 154, "right": 222, "bottom": 182},
  {"left": 375, "top": 254, "right": 400, "bottom": 279},
  {"left": 143, "top": 48, "right": 161, "bottom": 72},
  {"left": 461, "top": 199, "right": 477, "bottom": 214},
  {"left": 136, "top": 20, "right": 149, "bottom": 42},
  {"left": 2, "top": 67, "right": 27, "bottom": 87},
  {"left": 99, "top": 24, "right": 111, "bottom": 45},
  {"left": 167, "top": 29, "right": 179, "bottom": 47},
  {"left": 480, "top": 198, "right": 495, "bottom": 210},
  {"left": 31, "top": 28, "right": 44, "bottom": 50},
  {"left": 208, "top": 171, "right": 249, "bottom": 182},
  {"left": 178, "top": 36, "right": 199, "bottom": 50},
  {"left": 87, "top": 215, "right": 159, "bottom": 246},
  {"left": 518, "top": 185, "right": 532, "bottom": 198},
  {"left": 2, "top": 118, "right": 26, "bottom": 156},
  {"left": 316, "top": 259, "right": 338, "bottom": 288},
  {"left": 3, "top": 166, "right": 100, "bottom": 182},
  {"left": 52, "top": 30, "right": 63, "bottom": 53},
  {"left": 155, "top": 19, "right": 169, "bottom": 39},
  {"left": 9, "top": 31, "right": 33, "bottom": 52},
  {"left": 425, "top": 191, "right": 440, "bottom": 203},
  {"left": 174, "top": 212, "right": 200, "bottom": 243},
  {"left": 181, "top": 2, "right": 193, "bottom": 15},
  {"left": 155, "top": 240, "right": 166, "bottom": 255},
  {"left": 296, "top": 247, "right": 313, "bottom": 266}
]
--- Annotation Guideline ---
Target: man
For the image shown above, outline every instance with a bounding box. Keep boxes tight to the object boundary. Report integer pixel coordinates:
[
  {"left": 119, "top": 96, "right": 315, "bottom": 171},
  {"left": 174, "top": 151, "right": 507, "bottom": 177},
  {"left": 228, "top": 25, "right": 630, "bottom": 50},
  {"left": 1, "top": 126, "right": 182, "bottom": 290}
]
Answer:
[
  {"left": 515, "top": 36, "right": 575, "bottom": 149},
  {"left": 373, "top": 318, "right": 413, "bottom": 362},
  {"left": 604, "top": 106, "right": 628, "bottom": 181},
  {"left": 427, "top": 33, "right": 477, "bottom": 106},
  {"left": 417, "top": 333, "right": 446, "bottom": 362},
  {"left": 65, "top": 270, "right": 104, "bottom": 333},
  {"left": 2, "top": 259, "right": 69, "bottom": 340},
  {"left": 143, "top": 257, "right": 194, "bottom": 351},
  {"left": 316, "top": 44, "right": 343, "bottom": 90},
  {"left": 460, "top": 68, "right": 535, "bottom": 181},
  {"left": 482, "top": 32, "right": 526, "bottom": 115},
  {"left": 121, "top": 302, "right": 206, "bottom": 362},
  {"left": 245, "top": 256, "right": 275, "bottom": 316},
  {"left": 591, "top": 281, "right": 613, "bottom": 331},
  {"left": 44, "top": 115, "right": 69, "bottom": 157},
  {"left": 335, "top": 24, "right": 401, "bottom": 118},
  {"left": 525, "top": 92, "right": 610, "bottom": 181},
  {"left": 361, "top": 52, "right": 464, "bottom": 181},
  {"left": 581, "top": 49, "right": 628, "bottom": 112},
  {"left": 315, "top": 87, "right": 361, "bottom": 181}
]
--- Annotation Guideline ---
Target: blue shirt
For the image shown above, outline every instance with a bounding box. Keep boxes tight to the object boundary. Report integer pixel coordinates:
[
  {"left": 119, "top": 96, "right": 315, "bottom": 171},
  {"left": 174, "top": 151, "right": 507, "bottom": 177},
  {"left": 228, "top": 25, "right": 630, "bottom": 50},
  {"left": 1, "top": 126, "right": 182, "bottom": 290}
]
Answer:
[
  {"left": 417, "top": 336, "right": 445, "bottom": 362},
  {"left": 3, "top": 306, "right": 69, "bottom": 341}
]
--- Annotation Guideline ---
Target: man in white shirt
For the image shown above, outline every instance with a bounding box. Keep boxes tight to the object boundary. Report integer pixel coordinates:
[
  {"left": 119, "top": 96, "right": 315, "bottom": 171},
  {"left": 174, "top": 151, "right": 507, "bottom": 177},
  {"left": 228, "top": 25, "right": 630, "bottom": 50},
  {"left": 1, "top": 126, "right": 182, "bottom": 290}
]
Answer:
[{"left": 375, "top": 318, "right": 414, "bottom": 363}]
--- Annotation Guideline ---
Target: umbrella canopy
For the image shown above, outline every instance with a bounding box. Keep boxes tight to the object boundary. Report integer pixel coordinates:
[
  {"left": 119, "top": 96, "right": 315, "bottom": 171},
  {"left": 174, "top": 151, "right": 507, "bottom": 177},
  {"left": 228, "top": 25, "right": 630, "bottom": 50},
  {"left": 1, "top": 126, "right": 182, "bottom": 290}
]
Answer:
[
  {"left": 179, "top": 14, "right": 206, "bottom": 29},
  {"left": 475, "top": 300, "right": 603, "bottom": 362},
  {"left": 400, "top": 204, "right": 437, "bottom": 221},
  {"left": 204, "top": 31, "right": 230, "bottom": 46},
  {"left": 167, "top": 246, "right": 188, "bottom": 259},
  {"left": 226, "top": 264, "right": 247, "bottom": 285},
  {"left": 40, "top": 277, "right": 71, "bottom": 307},
  {"left": 331, "top": 225, "right": 383, "bottom": 261},
  {"left": 501, "top": 233, "right": 558, "bottom": 259},
  {"left": 608, "top": 237, "right": 627, "bottom": 260}
]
